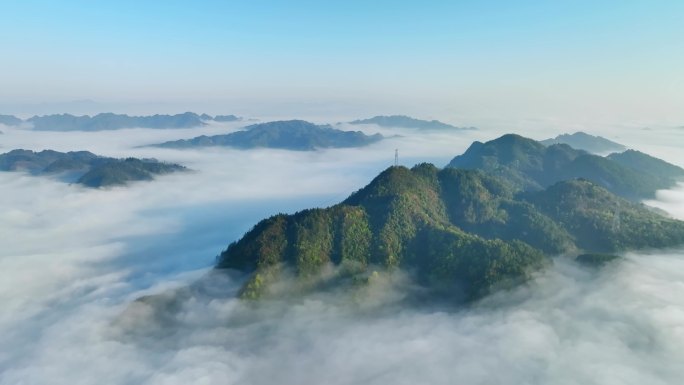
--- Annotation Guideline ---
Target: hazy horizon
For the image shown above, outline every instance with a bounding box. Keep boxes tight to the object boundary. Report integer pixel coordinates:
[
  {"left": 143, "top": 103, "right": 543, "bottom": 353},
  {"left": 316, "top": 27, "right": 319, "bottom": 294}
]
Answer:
[
  {"left": 2, "top": 121, "right": 684, "bottom": 384},
  {"left": 2, "top": 1, "right": 684, "bottom": 126}
]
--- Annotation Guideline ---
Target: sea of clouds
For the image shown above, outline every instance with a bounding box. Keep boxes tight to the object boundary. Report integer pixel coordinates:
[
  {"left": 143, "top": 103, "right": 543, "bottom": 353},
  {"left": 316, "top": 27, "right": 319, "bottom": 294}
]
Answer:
[{"left": 1, "top": 119, "right": 683, "bottom": 384}]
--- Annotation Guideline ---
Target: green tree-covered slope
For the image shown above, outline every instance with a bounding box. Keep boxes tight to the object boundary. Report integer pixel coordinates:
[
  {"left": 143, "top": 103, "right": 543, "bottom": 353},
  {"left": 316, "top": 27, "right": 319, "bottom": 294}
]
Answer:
[
  {"left": 447, "top": 134, "right": 682, "bottom": 199},
  {"left": 525, "top": 179, "right": 684, "bottom": 251},
  {"left": 217, "top": 164, "right": 684, "bottom": 301}
]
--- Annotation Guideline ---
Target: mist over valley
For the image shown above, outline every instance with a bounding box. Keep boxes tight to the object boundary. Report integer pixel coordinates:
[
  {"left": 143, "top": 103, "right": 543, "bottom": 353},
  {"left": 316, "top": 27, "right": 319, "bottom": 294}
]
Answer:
[{"left": 2, "top": 117, "right": 684, "bottom": 384}]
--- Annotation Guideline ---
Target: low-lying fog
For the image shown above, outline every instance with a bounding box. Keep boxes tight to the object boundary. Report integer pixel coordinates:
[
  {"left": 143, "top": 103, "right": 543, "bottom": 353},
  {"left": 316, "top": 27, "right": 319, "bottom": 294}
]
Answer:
[{"left": 1, "top": 119, "right": 683, "bottom": 384}]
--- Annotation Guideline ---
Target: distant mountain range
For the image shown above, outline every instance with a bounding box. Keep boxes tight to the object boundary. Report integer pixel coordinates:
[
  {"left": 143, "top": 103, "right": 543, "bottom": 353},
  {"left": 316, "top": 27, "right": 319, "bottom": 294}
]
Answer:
[
  {"left": 541, "top": 132, "right": 627, "bottom": 154},
  {"left": 0, "top": 149, "right": 186, "bottom": 187},
  {"left": 349, "top": 115, "right": 476, "bottom": 131},
  {"left": 448, "top": 134, "right": 684, "bottom": 200},
  {"left": 154, "top": 120, "right": 384, "bottom": 150},
  {"left": 3, "top": 112, "right": 475, "bottom": 133},
  {"left": 0, "top": 112, "right": 241, "bottom": 131}
]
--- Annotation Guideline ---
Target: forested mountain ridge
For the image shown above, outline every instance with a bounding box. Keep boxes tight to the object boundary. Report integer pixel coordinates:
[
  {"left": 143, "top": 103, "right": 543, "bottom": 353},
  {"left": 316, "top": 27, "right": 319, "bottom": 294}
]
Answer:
[{"left": 216, "top": 164, "right": 684, "bottom": 301}]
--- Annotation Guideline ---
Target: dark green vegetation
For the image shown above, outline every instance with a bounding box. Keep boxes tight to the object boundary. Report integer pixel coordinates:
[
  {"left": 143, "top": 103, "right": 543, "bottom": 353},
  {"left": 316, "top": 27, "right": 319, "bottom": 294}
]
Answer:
[
  {"left": 349, "top": 115, "right": 476, "bottom": 131},
  {"left": 77, "top": 158, "right": 186, "bottom": 187},
  {"left": 526, "top": 179, "right": 684, "bottom": 251},
  {"left": 541, "top": 132, "right": 626, "bottom": 154},
  {"left": 0, "top": 149, "right": 186, "bottom": 187},
  {"left": 23, "top": 112, "right": 240, "bottom": 131},
  {"left": 217, "top": 164, "right": 684, "bottom": 301},
  {"left": 448, "top": 134, "right": 684, "bottom": 200},
  {"left": 0, "top": 114, "right": 22, "bottom": 126},
  {"left": 155, "top": 120, "right": 384, "bottom": 150}
]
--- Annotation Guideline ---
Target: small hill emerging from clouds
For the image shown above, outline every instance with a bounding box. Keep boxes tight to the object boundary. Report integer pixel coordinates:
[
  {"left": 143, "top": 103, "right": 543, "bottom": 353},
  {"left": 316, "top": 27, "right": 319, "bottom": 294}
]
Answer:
[
  {"left": 447, "top": 134, "right": 684, "bottom": 200},
  {"left": 154, "top": 120, "right": 384, "bottom": 150},
  {"left": 349, "top": 115, "right": 475, "bottom": 131},
  {"left": 216, "top": 164, "right": 684, "bottom": 302},
  {"left": 541, "top": 132, "right": 626, "bottom": 154},
  {"left": 0, "top": 149, "right": 186, "bottom": 187}
]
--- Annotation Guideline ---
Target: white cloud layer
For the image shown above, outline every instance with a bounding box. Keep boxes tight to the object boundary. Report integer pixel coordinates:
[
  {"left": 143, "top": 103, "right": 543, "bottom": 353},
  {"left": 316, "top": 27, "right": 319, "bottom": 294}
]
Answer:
[{"left": 1, "top": 122, "right": 684, "bottom": 384}]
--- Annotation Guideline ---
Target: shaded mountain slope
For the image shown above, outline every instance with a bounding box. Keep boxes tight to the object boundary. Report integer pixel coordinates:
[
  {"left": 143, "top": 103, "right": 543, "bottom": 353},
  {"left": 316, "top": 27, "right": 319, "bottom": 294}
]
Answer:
[
  {"left": 607, "top": 149, "right": 684, "bottom": 180},
  {"left": 447, "top": 134, "right": 681, "bottom": 200},
  {"left": 525, "top": 179, "right": 684, "bottom": 251}
]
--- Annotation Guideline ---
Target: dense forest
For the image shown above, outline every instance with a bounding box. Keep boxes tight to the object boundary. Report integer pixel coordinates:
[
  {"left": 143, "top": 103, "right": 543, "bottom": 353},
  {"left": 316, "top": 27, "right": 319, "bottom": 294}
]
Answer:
[{"left": 217, "top": 163, "right": 684, "bottom": 301}]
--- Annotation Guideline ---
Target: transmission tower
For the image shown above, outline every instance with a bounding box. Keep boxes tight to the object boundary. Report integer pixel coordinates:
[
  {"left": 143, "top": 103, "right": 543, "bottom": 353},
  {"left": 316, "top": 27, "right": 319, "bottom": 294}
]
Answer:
[{"left": 394, "top": 149, "right": 399, "bottom": 166}]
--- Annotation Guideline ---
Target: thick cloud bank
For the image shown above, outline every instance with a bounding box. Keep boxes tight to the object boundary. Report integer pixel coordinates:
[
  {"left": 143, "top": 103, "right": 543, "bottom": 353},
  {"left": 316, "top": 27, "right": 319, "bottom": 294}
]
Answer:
[{"left": 1, "top": 122, "right": 683, "bottom": 384}]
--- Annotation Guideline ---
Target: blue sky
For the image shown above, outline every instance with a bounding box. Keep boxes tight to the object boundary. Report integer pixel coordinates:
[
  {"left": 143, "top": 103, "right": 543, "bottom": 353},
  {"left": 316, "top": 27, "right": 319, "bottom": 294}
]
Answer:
[{"left": 1, "top": 1, "right": 683, "bottom": 122}]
